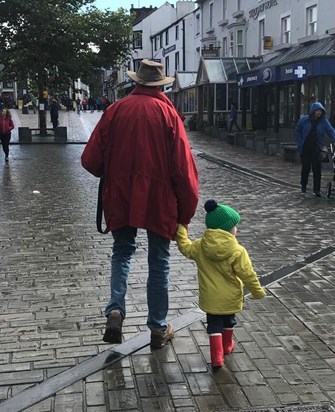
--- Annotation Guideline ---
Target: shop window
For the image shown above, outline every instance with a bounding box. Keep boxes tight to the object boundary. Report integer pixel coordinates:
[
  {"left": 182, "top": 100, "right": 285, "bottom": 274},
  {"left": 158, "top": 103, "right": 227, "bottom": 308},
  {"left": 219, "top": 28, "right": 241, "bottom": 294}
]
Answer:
[
  {"left": 236, "top": 29, "right": 243, "bottom": 57},
  {"left": 183, "top": 88, "right": 197, "bottom": 113},
  {"left": 215, "top": 84, "right": 227, "bottom": 111},
  {"left": 279, "top": 84, "right": 296, "bottom": 128},
  {"left": 228, "top": 83, "right": 238, "bottom": 110},
  {"left": 281, "top": 15, "right": 291, "bottom": 43},
  {"left": 306, "top": 5, "right": 317, "bottom": 36}
]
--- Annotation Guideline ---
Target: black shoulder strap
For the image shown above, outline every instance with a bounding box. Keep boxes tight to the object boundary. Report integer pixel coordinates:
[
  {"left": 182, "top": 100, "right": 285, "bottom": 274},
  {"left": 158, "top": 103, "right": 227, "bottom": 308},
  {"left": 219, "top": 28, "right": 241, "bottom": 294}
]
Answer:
[{"left": 96, "top": 178, "right": 110, "bottom": 234}]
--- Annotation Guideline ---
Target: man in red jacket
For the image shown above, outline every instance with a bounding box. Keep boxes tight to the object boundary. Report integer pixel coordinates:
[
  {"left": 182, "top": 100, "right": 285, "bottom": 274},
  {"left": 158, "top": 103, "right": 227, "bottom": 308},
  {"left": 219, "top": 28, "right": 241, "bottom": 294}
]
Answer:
[{"left": 81, "top": 60, "right": 199, "bottom": 348}]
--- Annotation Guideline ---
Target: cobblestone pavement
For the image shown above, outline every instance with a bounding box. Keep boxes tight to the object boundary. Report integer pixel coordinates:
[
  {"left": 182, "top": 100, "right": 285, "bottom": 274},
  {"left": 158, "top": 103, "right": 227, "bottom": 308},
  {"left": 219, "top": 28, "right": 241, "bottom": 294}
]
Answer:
[{"left": 1, "top": 111, "right": 335, "bottom": 411}]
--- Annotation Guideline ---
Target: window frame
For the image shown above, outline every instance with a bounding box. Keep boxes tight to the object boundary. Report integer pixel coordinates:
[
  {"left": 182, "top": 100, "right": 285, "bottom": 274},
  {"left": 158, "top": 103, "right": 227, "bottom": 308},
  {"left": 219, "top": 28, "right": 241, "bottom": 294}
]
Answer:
[{"left": 306, "top": 5, "right": 317, "bottom": 36}]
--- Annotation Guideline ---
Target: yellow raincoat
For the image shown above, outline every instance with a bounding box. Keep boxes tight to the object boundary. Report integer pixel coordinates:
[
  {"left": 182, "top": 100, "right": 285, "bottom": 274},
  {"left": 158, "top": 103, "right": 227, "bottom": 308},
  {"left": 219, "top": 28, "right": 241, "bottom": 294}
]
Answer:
[{"left": 176, "top": 224, "right": 266, "bottom": 315}]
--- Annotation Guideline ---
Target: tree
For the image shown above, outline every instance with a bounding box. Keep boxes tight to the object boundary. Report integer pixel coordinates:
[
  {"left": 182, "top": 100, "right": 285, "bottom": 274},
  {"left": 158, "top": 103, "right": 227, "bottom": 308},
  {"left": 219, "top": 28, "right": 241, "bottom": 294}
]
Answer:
[{"left": 0, "top": 0, "right": 134, "bottom": 133}]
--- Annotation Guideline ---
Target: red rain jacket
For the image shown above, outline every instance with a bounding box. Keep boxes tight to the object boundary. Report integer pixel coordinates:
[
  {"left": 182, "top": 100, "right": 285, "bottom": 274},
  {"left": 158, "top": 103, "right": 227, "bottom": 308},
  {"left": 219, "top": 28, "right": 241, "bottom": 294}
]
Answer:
[{"left": 81, "top": 85, "right": 199, "bottom": 239}]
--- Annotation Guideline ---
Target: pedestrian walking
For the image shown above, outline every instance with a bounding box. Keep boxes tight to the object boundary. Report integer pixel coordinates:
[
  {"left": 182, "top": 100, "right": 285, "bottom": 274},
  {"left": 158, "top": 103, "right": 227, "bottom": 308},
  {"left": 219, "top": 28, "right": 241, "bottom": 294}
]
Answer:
[
  {"left": 0, "top": 108, "right": 14, "bottom": 162},
  {"left": 76, "top": 97, "right": 81, "bottom": 114},
  {"left": 295, "top": 101, "right": 335, "bottom": 197},
  {"left": 176, "top": 199, "right": 266, "bottom": 369},
  {"left": 229, "top": 103, "right": 241, "bottom": 132},
  {"left": 49, "top": 98, "right": 59, "bottom": 129},
  {"left": 81, "top": 59, "right": 199, "bottom": 349}
]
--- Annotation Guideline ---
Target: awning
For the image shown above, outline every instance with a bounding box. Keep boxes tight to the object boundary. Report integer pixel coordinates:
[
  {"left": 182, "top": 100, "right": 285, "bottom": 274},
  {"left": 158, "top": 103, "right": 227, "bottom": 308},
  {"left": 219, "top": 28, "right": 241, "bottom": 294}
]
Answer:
[{"left": 238, "top": 36, "right": 335, "bottom": 87}]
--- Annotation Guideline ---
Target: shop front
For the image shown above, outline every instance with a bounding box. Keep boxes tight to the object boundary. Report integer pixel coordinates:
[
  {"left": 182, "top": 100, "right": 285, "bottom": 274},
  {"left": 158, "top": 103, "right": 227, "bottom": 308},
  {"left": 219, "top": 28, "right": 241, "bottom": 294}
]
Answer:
[{"left": 238, "top": 37, "right": 335, "bottom": 135}]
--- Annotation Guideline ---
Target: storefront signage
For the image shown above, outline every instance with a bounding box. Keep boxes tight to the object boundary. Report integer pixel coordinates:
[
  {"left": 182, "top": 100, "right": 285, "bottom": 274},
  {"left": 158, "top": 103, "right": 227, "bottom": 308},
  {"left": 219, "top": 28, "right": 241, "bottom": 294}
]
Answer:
[
  {"left": 162, "top": 45, "right": 176, "bottom": 56},
  {"left": 238, "top": 66, "right": 276, "bottom": 87},
  {"left": 280, "top": 63, "right": 308, "bottom": 81},
  {"left": 249, "top": 0, "right": 278, "bottom": 20},
  {"left": 202, "top": 49, "right": 219, "bottom": 57}
]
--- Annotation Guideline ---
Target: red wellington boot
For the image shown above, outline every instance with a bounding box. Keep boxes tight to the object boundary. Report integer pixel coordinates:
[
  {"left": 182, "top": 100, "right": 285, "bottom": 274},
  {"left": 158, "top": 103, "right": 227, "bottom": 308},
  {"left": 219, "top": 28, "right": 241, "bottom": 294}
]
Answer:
[
  {"left": 209, "top": 334, "right": 224, "bottom": 368},
  {"left": 222, "top": 328, "right": 235, "bottom": 354}
]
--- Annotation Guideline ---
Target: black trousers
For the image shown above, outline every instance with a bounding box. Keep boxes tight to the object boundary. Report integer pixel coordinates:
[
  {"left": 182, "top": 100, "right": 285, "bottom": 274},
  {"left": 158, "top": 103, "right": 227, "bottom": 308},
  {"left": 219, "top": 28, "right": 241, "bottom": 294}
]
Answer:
[
  {"left": 206, "top": 313, "right": 237, "bottom": 334},
  {"left": 0, "top": 132, "right": 11, "bottom": 157},
  {"left": 229, "top": 119, "right": 241, "bottom": 132},
  {"left": 300, "top": 151, "right": 321, "bottom": 192}
]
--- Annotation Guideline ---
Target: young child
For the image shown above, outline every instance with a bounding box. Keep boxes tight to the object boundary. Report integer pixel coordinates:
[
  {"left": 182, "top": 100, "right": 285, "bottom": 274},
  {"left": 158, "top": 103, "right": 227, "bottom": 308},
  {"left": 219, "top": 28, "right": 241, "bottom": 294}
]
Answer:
[{"left": 176, "top": 199, "right": 266, "bottom": 369}]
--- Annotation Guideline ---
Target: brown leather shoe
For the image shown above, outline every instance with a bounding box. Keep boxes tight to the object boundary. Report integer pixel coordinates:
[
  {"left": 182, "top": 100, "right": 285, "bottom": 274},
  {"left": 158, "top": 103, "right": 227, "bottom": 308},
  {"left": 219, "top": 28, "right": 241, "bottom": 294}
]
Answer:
[
  {"left": 103, "top": 312, "right": 123, "bottom": 344},
  {"left": 150, "top": 323, "right": 174, "bottom": 349}
]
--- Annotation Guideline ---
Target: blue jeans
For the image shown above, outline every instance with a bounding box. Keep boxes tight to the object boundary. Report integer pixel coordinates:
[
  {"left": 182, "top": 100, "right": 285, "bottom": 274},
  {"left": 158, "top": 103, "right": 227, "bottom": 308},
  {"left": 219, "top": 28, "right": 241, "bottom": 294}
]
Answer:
[{"left": 105, "top": 226, "right": 170, "bottom": 331}]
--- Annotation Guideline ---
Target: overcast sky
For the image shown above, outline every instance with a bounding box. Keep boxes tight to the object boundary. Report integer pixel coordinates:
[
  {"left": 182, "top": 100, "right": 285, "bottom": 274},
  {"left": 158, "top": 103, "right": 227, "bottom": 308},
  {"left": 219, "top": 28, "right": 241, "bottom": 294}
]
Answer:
[{"left": 93, "top": 0, "right": 177, "bottom": 11}]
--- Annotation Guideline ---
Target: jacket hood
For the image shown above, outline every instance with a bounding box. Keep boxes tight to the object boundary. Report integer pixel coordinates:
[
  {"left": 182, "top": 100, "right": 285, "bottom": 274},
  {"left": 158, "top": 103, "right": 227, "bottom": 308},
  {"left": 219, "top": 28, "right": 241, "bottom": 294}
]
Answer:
[
  {"left": 201, "top": 229, "right": 238, "bottom": 261},
  {"left": 309, "top": 101, "right": 325, "bottom": 115}
]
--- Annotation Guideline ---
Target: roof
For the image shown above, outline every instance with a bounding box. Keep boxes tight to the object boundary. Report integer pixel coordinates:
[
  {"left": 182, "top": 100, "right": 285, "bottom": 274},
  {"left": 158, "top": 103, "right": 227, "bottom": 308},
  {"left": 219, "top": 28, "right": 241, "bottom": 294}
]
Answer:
[
  {"left": 196, "top": 57, "right": 262, "bottom": 84},
  {"left": 173, "top": 72, "right": 197, "bottom": 91},
  {"left": 255, "top": 36, "right": 335, "bottom": 70}
]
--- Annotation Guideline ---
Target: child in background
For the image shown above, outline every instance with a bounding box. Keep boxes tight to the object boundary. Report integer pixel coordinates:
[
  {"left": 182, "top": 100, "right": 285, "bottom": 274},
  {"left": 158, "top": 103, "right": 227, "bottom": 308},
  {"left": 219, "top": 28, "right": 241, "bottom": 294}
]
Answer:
[{"left": 176, "top": 199, "right": 266, "bottom": 369}]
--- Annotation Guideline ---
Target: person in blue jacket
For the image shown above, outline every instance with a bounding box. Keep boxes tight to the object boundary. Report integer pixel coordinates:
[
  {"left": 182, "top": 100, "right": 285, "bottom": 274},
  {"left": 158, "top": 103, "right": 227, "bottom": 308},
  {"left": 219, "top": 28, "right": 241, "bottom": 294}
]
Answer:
[{"left": 295, "top": 101, "right": 335, "bottom": 196}]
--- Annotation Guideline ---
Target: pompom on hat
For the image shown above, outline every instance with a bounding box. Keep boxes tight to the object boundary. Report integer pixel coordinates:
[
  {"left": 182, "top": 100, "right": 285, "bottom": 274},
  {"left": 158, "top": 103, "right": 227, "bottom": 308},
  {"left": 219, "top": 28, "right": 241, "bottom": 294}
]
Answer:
[
  {"left": 204, "top": 199, "right": 240, "bottom": 232},
  {"left": 127, "top": 59, "right": 175, "bottom": 86}
]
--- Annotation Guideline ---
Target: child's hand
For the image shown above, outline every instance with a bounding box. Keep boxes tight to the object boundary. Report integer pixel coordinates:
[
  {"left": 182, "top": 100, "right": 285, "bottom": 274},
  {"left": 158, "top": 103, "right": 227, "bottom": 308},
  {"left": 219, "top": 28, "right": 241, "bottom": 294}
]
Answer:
[{"left": 250, "top": 288, "right": 266, "bottom": 300}]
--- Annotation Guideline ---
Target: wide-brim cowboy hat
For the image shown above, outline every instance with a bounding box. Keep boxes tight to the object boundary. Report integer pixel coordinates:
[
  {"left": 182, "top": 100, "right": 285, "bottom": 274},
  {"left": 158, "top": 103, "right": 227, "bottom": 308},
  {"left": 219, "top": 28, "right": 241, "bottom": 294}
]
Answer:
[{"left": 127, "top": 59, "right": 175, "bottom": 86}]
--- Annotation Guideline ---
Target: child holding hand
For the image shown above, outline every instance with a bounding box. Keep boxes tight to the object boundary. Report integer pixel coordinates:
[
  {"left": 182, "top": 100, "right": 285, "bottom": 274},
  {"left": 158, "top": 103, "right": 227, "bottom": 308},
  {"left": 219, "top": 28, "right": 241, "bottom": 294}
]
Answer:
[{"left": 176, "top": 199, "right": 266, "bottom": 369}]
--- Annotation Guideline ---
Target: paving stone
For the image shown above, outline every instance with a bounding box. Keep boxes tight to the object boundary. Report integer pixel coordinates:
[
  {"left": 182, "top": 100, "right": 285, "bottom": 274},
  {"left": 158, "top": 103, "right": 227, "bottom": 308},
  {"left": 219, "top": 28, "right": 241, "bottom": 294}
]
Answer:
[
  {"left": 105, "top": 367, "right": 135, "bottom": 390},
  {"left": 161, "top": 362, "right": 185, "bottom": 383},
  {"left": 23, "top": 398, "right": 53, "bottom": 412},
  {"left": 107, "top": 389, "right": 138, "bottom": 410},
  {"left": 54, "top": 393, "right": 83, "bottom": 412},
  {"left": 194, "top": 394, "right": 229, "bottom": 410},
  {"left": 136, "top": 373, "right": 168, "bottom": 397},
  {"left": 243, "top": 385, "right": 278, "bottom": 407},
  {"left": 86, "top": 382, "right": 105, "bottom": 406},
  {"left": 178, "top": 354, "right": 208, "bottom": 373},
  {"left": 185, "top": 372, "right": 220, "bottom": 396},
  {"left": 140, "top": 396, "right": 174, "bottom": 411},
  {"left": 0, "top": 370, "right": 43, "bottom": 385},
  {"left": 220, "top": 383, "right": 250, "bottom": 409}
]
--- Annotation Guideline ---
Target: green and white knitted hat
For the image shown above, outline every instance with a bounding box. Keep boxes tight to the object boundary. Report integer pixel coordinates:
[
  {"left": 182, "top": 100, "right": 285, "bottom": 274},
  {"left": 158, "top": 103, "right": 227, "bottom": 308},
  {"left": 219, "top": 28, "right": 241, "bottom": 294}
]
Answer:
[{"left": 204, "top": 199, "right": 240, "bottom": 232}]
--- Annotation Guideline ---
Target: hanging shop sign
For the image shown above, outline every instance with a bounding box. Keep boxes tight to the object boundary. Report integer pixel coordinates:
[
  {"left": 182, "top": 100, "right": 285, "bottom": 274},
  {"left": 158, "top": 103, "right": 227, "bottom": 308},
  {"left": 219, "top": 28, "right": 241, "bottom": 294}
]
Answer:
[{"left": 263, "top": 36, "right": 273, "bottom": 49}]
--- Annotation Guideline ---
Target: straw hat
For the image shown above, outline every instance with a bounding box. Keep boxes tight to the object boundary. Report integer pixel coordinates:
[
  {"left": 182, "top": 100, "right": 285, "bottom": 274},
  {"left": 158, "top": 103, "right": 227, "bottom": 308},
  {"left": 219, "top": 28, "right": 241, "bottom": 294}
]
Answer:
[{"left": 127, "top": 59, "right": 175, "bottom": 86}]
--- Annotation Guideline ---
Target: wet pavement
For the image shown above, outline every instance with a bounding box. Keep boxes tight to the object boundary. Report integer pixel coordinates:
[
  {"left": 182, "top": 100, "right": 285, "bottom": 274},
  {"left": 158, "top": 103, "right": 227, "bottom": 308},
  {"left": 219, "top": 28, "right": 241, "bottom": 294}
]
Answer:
[{"left": 1, "top": 109, "right": 335, "bottom": 411}]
